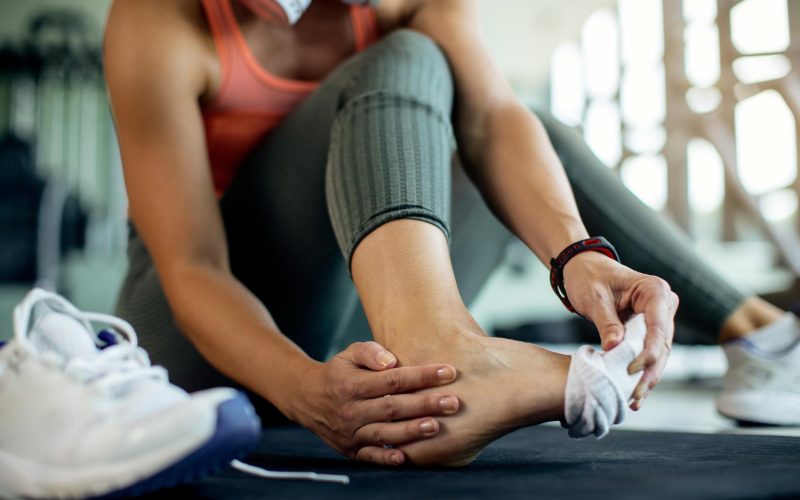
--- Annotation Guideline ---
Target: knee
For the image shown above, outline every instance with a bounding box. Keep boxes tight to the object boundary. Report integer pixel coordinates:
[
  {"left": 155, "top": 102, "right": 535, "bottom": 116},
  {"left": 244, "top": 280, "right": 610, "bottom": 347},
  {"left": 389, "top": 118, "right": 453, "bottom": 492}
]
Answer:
[
  {"left": 520, "top": 104, "right": 561, "bottom": 139},
  {"left": 526, "top": 105, "right": 583, "bottom": 158},
  {"left": 348, "top": 29, "right": 454, "bottom": 106},
  {"left": 381, "top": 29, "right": 450, "bottom": 73}
]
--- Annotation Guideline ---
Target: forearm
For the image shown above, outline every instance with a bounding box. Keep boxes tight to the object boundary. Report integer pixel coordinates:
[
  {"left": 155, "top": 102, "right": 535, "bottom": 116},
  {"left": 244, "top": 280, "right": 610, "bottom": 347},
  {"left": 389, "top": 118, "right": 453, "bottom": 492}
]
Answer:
[
  {"left": 160, "top": 263, "right": 316, "bottom": 421},
  {"left": 460, "top": 103, "right": 589, "bottom": 263}
]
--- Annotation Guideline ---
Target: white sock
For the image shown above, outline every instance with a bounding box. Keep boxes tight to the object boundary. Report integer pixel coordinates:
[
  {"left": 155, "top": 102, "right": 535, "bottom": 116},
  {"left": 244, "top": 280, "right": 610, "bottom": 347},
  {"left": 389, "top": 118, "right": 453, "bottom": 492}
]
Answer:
[
  {"left": 744, "top": 312, "right": 800, "bottom": 353},
  {"left": 563, "top": 314, "right": 646, "bottom": 439}
]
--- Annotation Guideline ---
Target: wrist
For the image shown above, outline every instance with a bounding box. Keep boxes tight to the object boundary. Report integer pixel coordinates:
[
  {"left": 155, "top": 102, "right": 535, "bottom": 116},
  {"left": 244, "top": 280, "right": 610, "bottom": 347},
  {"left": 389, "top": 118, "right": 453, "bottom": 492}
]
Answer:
[
  {"left": 544, "top": 228, "right": 591, "bottom": 261},
  {"left": 563, "top": 249, "right": 612, "bottom": 270},
  {"left": 561, "top": 251, "right": 617, "bottom": 293},
  {"left": 262, "top": 353, "right": 321, "bottom": 424},
  {"left": 549, "top": 236, "right": 620, "bottom": 315}
]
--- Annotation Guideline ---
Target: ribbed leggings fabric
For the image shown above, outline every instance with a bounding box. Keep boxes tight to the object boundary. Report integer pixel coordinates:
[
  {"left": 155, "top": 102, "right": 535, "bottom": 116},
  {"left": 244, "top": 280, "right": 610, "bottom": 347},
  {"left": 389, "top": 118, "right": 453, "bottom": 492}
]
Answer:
[{"left": 115, "top": 30, "right": 747, "bottom": 408}]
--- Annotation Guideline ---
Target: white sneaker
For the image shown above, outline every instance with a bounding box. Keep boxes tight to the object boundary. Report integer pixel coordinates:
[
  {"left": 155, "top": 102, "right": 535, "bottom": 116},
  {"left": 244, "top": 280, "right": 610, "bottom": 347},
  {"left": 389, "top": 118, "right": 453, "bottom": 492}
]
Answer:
[
  {"left": 0, "top": 288, "right": 261, "bottom": 499},
  {"left": 716, "top": 314, "right": 800, "bottom": 426}
]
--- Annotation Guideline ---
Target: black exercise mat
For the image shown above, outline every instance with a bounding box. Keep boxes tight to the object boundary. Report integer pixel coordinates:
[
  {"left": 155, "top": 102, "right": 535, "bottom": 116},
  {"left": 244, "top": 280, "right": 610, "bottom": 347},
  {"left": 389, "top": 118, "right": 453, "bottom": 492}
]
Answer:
[{"left": 141, "top": 425, "right": 800, "bottom": 500}]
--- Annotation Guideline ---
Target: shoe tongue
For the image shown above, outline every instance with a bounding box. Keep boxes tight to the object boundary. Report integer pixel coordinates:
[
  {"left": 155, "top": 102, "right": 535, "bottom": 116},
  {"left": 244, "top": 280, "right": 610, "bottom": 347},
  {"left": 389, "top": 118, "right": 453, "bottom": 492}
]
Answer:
[{"left": 29, "top": 312, "right": 99, "bottom": 360}]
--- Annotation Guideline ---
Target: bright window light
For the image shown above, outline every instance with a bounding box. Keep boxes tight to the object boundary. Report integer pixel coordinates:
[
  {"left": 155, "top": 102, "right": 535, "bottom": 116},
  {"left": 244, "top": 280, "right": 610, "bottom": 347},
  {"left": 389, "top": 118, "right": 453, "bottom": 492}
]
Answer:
[
  {"left": 687, "top": 138, "right": 725, "bottom": 213},
  {"left": 618, "top": 0, "right": 664, "bottom": 66},
  {"left": 625, "top": 127, "right": 667, "bottom": 154},
  {"left": 682, "top": 0, "right": 717, "bottom": 23},
  {"left": 735, "top": 90, "right": 797, "bottom": 195},
  {"left": 684, "top": 22, "right": 720, "bottom": 87},
  {"left": 584, "top": 100, "right": 622, "bottom": 167},
  {"left": 730, "top": 0, "right": 790, "bottom": 54},
  {"left": 550, "top": 41, "right": 585, "bottom": 127},
  {"left": 759, "top": 189, "right": 798, "bottom": 221},
  {"left": 620, "top": 155, "right": 668, "bottom": 210},
  {"left": 685, "top": 87, "right": 721, "bottom": 114},
  {"left": 621, "top": 65, "right": 666, "bottom": 128},
  {"left": 582, "top": 9, "right": 620, "bottom": 99},
  {"left": 733, "top": 55, "right": 792, "bottom": 84}
]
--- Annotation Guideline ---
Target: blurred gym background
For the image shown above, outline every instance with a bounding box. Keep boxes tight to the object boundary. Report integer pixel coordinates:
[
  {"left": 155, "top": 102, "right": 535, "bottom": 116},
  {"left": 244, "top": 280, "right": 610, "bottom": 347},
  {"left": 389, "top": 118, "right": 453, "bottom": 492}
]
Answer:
[{"left": 1, "top": 0, "right": 799, "bottom": 416}]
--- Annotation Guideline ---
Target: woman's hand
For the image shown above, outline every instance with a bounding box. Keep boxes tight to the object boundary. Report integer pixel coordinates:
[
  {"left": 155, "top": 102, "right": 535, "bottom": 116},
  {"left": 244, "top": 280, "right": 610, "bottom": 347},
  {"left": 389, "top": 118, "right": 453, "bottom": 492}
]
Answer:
[
  {"left": 562, "top": 251, "right": 680, "bottom": 410},
  {"left": 292, "top": 341, "right": 460, "bottom": 466}
]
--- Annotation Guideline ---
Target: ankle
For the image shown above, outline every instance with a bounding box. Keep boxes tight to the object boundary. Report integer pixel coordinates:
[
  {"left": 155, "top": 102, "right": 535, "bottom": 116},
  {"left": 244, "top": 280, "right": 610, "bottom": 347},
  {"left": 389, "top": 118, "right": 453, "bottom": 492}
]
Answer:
[
  {"left": 719, "top": 297, "right": 785, "bottom": 342},
  {"left": 374, "top": 308, "right": 486, "bottom": 362}
]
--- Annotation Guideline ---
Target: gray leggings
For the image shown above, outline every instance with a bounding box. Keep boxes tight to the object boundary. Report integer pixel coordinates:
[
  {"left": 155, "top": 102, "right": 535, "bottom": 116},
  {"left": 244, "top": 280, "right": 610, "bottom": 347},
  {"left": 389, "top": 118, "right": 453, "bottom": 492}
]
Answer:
[{"left": 116, "top": 30, "right": 746, "bottom": 403}]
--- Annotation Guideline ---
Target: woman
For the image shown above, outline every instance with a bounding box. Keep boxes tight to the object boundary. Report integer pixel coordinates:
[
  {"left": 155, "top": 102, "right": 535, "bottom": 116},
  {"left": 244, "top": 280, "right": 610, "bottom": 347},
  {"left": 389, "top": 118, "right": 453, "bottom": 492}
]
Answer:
[{"left": 104, "top": 0, "right": 796, "bottom": 466}]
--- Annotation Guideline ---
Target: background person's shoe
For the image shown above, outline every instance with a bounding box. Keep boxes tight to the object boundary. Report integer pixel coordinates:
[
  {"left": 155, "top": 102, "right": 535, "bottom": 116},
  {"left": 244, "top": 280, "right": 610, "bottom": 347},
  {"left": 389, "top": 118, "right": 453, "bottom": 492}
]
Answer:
[
  {"left": 0, "top": 288, "right": 261, "bottom": 499},
  {"left": 717, "top": 313, "right": 800, "bottom": 426}
]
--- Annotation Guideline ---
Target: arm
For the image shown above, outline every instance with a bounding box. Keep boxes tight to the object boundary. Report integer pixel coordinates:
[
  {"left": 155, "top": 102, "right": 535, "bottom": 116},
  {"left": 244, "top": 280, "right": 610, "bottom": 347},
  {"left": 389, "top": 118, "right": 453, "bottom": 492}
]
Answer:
[
  {"left": 104, "top": 0, "right": 458, "bottom": 463},
  {"left": 395, "top": 0, "right": 678, "bottom": 405},
  {"left": 105, "top": 0, "right": 305, "bottom": 415}
]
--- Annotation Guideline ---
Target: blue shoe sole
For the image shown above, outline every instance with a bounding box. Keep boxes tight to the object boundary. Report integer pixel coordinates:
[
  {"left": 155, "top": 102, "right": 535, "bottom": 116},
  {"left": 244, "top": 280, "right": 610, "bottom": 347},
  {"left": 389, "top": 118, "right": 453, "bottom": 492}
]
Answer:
[{"left": 95, "top": 391, "right": 262, "bottom": 499}]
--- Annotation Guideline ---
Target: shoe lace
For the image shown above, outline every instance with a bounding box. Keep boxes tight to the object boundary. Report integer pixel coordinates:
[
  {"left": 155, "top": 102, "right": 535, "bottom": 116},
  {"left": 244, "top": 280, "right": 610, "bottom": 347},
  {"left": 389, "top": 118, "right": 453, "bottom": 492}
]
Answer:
[
  {"left": 62, "top": 333, "right": 168, "bottom": 394},
  {"left": 13, "top": 288, "right": 167, "bottom": 393}
]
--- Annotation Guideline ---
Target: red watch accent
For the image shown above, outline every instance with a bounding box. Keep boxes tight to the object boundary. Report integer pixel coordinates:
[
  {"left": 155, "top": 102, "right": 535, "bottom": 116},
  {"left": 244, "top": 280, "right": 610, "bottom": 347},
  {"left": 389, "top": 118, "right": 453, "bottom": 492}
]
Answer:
[{"left": 549, "top": 236, "right": 620, "bottom": 314}]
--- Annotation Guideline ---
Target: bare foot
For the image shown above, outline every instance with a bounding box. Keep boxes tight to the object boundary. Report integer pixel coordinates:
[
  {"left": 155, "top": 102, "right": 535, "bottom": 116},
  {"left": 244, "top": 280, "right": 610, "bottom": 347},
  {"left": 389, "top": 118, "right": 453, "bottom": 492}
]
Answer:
[
  {"left": 384, "top": 321, "right": 570, "bottom": 466},
  {"left": 351, "top": 219, "right": 570, "bottom": 466}
]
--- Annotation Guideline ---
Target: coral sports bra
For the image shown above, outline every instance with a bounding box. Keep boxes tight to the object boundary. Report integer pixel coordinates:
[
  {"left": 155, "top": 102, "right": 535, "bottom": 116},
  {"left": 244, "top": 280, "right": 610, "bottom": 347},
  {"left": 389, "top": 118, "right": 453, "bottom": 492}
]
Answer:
[{"left": 200, "top": 0, "right": 380, "bottom": 196}]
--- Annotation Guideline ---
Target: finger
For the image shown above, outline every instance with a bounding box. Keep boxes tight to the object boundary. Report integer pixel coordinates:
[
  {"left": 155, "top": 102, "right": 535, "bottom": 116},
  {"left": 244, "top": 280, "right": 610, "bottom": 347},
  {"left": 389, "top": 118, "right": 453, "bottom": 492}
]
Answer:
[
  {"left": 628, "top": 288, "right": 676, "bottom": 376},
  {"left": 630, "top": 327, "right": 670, "bottom": 400},
  {"left": 359, "top": 364, "right": 457, "bottom": 398},
  {"left": 587, "top": 298, "right": 625, "bottom": 351},
  {"left": 628, "top": 333, "right": 669, "bottom": 398},
  {"left": 354, "top": 446, "right": 406, "bottom": 466},
  {"left": 630, "top": 390, "right": 650, "bottom": 411},
  {"left": 628, "top": 286, "right": 676, "bottom": 400},
  {"left": 355, "top": 417, "right": 441, "bottom": 448},
  {"left": 355, "top": 393, "right": 459, "bottom": 426},
  {"left": 632, "top": 355, "right": 667, "bottom": 401},
  {"left": 341, "top": 341, "right": 398, "bottom": 371}
]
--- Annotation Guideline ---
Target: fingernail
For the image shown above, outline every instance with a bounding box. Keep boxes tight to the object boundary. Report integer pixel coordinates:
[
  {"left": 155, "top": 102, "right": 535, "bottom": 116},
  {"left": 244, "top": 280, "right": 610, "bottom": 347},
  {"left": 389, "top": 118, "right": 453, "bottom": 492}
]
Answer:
[
  {"left": 377, "top": 351, "right": 396, "bottom": 367},
  {"left": 634, "top": 387, "right": 647, "bottom": 400},
  {"left": 420, "top": 419, "right": 437, "bottom": 435},
  {"left": 628, "top": 362, "right": 643, "bottom": 375},
  {"left": 439, "top": 396, "right": 458, "bottom": 413},
  {"left": 392, "top": 453, "right": 404, "bottom": 465},
  {"left": 437, "top": 366, "right": 455, "bottom": 381}
]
